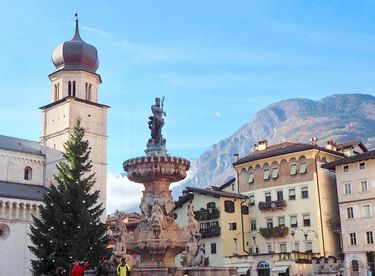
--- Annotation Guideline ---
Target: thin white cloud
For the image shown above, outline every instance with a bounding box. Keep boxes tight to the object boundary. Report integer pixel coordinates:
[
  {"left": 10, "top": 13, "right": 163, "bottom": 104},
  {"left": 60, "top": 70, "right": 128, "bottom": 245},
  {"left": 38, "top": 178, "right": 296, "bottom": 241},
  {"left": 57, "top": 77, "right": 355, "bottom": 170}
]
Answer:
[
  {"left": 215, "top": 112, "right": 221, "bottom": 117},
  {"left": 106, "top": 172, "right": 143, "bottom": 215}
]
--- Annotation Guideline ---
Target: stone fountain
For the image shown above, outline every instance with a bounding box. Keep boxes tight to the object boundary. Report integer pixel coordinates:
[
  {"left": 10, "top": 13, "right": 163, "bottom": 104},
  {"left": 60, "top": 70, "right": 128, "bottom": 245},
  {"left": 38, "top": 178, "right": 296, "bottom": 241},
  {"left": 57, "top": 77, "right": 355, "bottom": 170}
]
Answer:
[{"left": 123, "top": 98, "right": 237, "bottom": 276}]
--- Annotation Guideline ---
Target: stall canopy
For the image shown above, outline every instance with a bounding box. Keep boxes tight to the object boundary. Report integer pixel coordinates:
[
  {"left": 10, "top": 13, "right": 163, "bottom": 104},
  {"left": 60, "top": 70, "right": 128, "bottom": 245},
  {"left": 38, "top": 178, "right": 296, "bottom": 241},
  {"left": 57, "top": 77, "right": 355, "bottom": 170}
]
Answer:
[{"left": 271, "top": 265, "right": 289, "bottom": 273}]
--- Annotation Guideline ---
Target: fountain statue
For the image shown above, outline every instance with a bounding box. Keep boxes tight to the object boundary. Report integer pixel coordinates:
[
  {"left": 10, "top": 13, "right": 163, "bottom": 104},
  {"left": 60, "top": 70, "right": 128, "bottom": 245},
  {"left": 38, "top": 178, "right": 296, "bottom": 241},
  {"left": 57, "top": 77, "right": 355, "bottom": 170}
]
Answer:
[{"left": 123, "top": 98, "right": 237, "bottom": 276}]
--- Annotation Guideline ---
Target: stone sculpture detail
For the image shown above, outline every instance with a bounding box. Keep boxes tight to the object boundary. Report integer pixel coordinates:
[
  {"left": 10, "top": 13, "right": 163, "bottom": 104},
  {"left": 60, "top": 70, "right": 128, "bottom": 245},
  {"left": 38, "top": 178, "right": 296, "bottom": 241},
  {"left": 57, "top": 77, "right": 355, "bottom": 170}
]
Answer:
[
  {"left": 180, "top": 204, "right": 209, "bottom": 267},
  {"left": 146, "top": 97, "right": 168, "bottom": 156}
]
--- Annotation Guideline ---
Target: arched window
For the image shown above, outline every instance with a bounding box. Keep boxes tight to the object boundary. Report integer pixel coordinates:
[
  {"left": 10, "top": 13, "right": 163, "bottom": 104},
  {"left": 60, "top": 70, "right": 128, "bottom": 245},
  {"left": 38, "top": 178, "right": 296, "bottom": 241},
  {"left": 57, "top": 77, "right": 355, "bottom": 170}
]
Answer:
[
  {"left": 88, "top": 84, "right": 92, "bottom": 101},
  {"left": 68, "top": 81, "right": 72, "bottom": 96},
  {"left": 24, "top": 167, "right": 32, "bottom": 180},
  {"left": 54, "top": 84, "right": 58, "bottom": 101},
  {"left": 72, "top": 81, "right": 76, "bottom": 97}
]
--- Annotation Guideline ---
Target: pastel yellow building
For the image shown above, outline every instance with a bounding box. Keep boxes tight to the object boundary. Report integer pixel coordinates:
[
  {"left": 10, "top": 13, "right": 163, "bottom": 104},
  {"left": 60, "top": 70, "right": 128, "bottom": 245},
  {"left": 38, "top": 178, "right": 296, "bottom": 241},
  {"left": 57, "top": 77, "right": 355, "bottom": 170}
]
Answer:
[
  {"left": 174, "top": 186, "right": 249, "bottom": 268},
  {"left": 228, "top": 140, "right": 344, "bottom": 275}
]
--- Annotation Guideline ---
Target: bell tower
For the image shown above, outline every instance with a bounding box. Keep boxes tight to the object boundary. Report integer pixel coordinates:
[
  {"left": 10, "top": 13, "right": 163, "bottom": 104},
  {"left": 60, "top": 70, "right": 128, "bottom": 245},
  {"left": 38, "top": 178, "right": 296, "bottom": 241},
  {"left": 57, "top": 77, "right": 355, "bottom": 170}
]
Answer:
[{"left": 40, "top": 15, "right": 109, "bottom": 209}]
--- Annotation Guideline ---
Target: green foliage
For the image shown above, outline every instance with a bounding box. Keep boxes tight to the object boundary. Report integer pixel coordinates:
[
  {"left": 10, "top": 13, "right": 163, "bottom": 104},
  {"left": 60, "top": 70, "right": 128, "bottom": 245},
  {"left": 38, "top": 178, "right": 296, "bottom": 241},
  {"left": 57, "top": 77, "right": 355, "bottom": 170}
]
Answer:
[
  {"left": 259, "top": 226, "right": 289, "bottom": 239},
  {"left": 29, "top": 118, "right": 110, "bottom": 275}
]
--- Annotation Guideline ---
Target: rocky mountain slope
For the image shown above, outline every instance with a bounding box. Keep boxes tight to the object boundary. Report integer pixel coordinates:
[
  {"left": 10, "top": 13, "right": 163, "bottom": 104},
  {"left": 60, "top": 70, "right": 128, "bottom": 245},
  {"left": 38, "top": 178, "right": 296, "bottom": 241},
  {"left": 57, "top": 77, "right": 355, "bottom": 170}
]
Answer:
[{"left": 173, "top": 94, "right": 375, "bottom": 195}]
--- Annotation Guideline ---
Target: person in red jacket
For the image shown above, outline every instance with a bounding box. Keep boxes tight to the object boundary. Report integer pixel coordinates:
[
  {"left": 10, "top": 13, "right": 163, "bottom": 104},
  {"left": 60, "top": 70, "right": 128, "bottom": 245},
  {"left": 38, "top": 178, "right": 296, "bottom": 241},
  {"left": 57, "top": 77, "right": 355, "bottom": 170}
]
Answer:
[{"left": 71, "top": 260, "right": 88, "bottom": 276}]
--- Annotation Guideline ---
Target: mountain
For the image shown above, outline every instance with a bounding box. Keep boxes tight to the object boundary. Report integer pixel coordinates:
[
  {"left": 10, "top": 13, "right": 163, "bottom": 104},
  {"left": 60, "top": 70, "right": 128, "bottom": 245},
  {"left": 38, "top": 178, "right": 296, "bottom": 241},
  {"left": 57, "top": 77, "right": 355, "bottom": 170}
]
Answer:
[{"left": 173, "top": 94, "right": 375, "bottom": 195}]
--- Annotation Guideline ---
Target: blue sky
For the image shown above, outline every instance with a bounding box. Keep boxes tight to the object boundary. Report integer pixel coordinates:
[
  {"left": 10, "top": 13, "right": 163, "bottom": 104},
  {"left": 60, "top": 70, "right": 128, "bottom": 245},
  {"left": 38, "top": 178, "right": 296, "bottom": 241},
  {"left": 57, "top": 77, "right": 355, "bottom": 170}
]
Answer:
[{"left": 1, "top": 1, "right": 375, "bottom": 211}]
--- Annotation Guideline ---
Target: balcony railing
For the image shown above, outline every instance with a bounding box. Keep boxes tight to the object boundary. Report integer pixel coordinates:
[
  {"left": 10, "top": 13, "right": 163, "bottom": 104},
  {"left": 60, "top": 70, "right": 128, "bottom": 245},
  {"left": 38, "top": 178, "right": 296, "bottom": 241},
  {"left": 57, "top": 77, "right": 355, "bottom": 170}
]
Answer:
[
  {"left": 194, "top": 208, "right": 220, "bottom": 220},
  {"left": 258, "top": 200, "right": 287, "bottom": 211},
  {"left": 200, "top": 226, "right": 221, "bottom": 238},
  {"left": 259, "top": 226, "right": 289, "bottom": 239}
]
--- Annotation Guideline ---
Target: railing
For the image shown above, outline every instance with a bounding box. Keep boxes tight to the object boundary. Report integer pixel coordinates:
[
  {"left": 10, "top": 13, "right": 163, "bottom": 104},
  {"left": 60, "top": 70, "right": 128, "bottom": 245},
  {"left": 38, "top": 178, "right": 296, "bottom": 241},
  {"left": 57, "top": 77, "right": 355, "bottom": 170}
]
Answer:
[
  {"left": 259, "top": 226, "right": 289, "bottom": 239},
  {"left": 258, "top": 200, "right": 287, "bottom": 211},
  {"left": 200, "top": 226, "right": 221, "bottom": 238},
  {"left": 194, "top": 208, "right": 220, "bottom": 220}
]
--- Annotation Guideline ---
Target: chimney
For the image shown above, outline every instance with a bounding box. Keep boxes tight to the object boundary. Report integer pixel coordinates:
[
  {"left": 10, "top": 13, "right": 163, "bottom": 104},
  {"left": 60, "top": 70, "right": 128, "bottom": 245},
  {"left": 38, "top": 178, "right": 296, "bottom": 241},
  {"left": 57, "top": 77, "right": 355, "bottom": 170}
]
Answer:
[
  {"left": 258, "top": 139, "right": 268, "bottom": 151},
  {"left": 326, "top": 140, "right": 336, "bottom": 151},
  {"left": 311, "top": 137, "right": 318, "bottom": 146},
  {"left": 233, "top": 153, "right": 239, "bottom": 162},
  {"left": 252, "top": 143, "right": 259, "bottom": 152}
]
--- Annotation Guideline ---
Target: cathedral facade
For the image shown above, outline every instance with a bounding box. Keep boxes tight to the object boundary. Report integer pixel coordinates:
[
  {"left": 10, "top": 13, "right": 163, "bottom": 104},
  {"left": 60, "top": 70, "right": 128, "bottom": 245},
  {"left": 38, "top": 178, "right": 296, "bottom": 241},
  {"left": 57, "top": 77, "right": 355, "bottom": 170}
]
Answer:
[{"left": 0, "top": 18, "right": 108, "bottom": 275}]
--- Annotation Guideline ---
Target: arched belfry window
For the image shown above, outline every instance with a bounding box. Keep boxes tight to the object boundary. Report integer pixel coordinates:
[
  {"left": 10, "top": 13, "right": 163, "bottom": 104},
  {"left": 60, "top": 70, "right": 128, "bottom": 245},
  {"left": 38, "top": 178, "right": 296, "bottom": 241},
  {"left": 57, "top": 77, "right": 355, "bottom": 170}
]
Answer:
[
  {"left": 54, "top": 84, "right": 58, "bottom": 101},
  {"left": 72, "top": 81, "right": 76, "bottom": 97},
  {"left": 68, "top": 81, "right": 72, "bottom": 96},
  {"left": 24, "top": 167, "right": 32, "bottom": 180},
  {"left": 88, "top": 84, "right": 92, "bottom": 101}
]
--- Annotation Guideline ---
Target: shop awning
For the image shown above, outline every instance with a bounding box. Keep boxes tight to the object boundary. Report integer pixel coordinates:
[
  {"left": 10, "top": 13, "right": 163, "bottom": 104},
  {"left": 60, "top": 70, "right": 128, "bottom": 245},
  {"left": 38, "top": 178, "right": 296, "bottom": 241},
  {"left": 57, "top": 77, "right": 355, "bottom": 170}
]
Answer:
[
  {"left": 237, "top": 267, "right": 250, "bottom": 274},
  {"left": 271, "top": 265, "right": 289, "bottom": 273}
]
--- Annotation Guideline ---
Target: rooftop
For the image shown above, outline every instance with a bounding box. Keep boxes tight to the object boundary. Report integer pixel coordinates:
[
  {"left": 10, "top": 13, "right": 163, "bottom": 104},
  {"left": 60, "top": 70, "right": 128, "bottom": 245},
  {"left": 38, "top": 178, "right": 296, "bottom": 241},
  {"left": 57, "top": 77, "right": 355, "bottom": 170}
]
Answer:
[
  {"left": 0, "top": 181, "right": 47, "bottom": 201},
  {"left": 0, "top": 135, "right": 43, "bottom": 156},
  {"left": 322, "top": 149, "right": 375, "bottom": 170},
  {"left": 233, "top": 142, "right": 345, "bottom": 166}
]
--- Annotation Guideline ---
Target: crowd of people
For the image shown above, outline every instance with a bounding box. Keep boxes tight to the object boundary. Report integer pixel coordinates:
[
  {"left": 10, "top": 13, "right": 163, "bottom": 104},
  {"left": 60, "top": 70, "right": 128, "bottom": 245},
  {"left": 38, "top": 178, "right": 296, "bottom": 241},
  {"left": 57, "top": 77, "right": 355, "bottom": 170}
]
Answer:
[{"left": 51, "top": 257, "right": 131, "bottom": 276}]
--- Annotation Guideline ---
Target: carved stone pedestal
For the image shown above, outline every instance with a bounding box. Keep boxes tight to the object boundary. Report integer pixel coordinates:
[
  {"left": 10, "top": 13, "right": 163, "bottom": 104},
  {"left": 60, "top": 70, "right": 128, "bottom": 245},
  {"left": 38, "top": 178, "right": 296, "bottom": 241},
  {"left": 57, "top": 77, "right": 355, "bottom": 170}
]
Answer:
[{"left": 123, "top": 156, "right": 190, "bottom": 270}]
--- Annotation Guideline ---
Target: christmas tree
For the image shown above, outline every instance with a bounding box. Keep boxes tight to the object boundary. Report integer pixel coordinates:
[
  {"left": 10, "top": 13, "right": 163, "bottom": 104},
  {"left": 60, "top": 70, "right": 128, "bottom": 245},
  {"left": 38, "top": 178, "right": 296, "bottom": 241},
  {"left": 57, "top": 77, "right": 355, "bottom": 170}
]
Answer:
[{"left": 29, "top": 118, "right": 109, "bottom": 275}]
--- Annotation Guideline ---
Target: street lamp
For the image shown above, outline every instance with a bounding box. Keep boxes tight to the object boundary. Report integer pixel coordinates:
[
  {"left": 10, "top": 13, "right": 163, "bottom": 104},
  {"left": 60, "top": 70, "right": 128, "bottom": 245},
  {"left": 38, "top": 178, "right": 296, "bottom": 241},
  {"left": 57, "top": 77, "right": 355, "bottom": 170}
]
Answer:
[{"left": 251, "top": 232, "right": 261, "bottom": 255}]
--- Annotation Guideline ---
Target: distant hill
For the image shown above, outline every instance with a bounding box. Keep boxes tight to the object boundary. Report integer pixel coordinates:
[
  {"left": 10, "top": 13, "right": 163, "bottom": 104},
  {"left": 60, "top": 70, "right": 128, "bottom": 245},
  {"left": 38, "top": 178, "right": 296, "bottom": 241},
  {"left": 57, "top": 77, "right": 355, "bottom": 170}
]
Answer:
[{"left": 173, "top": 94, "right": 375, "bottom": 195}]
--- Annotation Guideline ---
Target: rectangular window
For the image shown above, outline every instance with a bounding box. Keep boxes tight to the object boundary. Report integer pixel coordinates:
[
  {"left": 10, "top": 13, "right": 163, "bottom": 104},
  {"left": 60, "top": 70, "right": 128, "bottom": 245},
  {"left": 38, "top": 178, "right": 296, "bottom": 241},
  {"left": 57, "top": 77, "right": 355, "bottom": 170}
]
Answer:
[
  {"left": 289, "top": 189, "right": 296, "bottom": 200},
  {"left": 277, "top": 190, "right": 283, "bottom": 201},
  {"left": 267, "top": 243, "right": 273, "bottom": 253},
  {"left": 266, "top": 218, "right": 273, "bottom": 228},
  {"left": 211, "top": 243, "right": 217, "bottom": 254},
  {"left": 367, "top": 231, "right": 374, "bottom": 244},
  {"left": 265, "top": 192, "right": 272, "bottom": 202},
  {"left": 360, "top": 180, "right": 368, "bottom": 192},
  {"left": 290, "top": 164, "right": 297, "bottom": 175},
  {"left": 347, "top": 207, "right": 354, "bottom": 219},
  {"left": 359, "top": 162, "right": 366, "bottom": 170},
  {"left": 272, "top": 167, "right": 279, "bottom": 179},
  {"left": 278, "top": 216, "right": 285, "bottom": 227},
  {"left": 224, "top": 200, "right": 235, "bottom": 213},
  {"left": 211, "top": 221, "right": 219, "bottom": 228},
  {"left": 352, "top": 260, "right": 359, "bottom": 272},
  {"left": 303, "top": 214, "right": 311, "bottom": 227},
  {"left": 263, "top": 169, "right": 270, "bottom": 180},
  {"left": 294, "top": 242, "right": 299, "bottom": 252},
  {"left": 290, "top": 215, "right": 298, "bottom": 228},
  {"left": 306, "top": 241, "right": 313, "bottom": 252},
  {"left": 363, "top": 205, "right": 372, "bottom": 217},
  {"left": 250, "top": 219, "right": 257, "bottom": 231},
  {"left": 249, "top": 195, "right": 255, "bottom": 206},
  {"left": 301, "top": 187, "right": 309, "bottom": 199},
  {"left": 344, "top": 182, "right": 352, "bottom": 194},
  {"left": 248, "top": 172, "right": 254, "bottom": 184},
  {"left": 280, "top": 243, "right": 287, "bottom": 253},
  {"left": 343, "top": 165, "right": 349, "bottom": 173},
  {"left": 200, "top": 223, "right": 208, "bottom": 229},
  {"left": 299, "top": 162, "right": 307, "bottom": 174},
  {"left": 350, "top": 233, "right": 357, "bottom": 245},
  {"left": 229, "top": 222, "right": 237, "bottom": 230}
]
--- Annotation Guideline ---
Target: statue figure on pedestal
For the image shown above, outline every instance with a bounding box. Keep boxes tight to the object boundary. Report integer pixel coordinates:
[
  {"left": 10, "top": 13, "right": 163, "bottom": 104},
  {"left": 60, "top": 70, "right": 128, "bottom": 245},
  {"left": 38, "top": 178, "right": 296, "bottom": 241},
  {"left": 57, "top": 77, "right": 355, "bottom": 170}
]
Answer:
[
  {"left": 148, "top": 97, "right": 166, "bottom": 145},
  {"left": 146, "top": 97, "right": 168, "bottom": 156}
]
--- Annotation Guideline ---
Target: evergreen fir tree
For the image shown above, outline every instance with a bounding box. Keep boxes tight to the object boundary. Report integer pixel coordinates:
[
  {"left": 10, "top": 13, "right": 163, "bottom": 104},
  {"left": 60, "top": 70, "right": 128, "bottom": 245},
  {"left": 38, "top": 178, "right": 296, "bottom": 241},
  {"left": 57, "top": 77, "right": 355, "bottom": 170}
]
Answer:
[{"left": 29, "top": 118, "right": 109, "bottom": 275}]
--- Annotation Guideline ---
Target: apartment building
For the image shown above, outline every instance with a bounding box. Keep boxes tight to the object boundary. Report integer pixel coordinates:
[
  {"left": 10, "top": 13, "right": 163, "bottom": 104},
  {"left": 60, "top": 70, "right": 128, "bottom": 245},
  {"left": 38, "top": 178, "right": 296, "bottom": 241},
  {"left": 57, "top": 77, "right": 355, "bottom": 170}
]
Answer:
[
  {"left": 174, "top": 186, "right": 249, "bottom": 270},
  {"left": 229, "top": 140, "right": 344, "bottom": 276},
  {"left": 323, "top": 149, "right": 375, "bottom": 276}
]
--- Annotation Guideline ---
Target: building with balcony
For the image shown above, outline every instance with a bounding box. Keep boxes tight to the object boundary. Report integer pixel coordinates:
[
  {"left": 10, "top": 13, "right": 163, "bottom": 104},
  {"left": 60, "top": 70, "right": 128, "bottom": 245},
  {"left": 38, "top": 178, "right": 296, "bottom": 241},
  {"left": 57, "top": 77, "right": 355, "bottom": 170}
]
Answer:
[
  {"left": 225, "top": 139, "right": 346, "bottom": 275},
  {"left": 323, "top": 149, "right": 375, "bottom": 276},
  {"left": 173, "top": 186, "right": 249, "bottom": 268}
]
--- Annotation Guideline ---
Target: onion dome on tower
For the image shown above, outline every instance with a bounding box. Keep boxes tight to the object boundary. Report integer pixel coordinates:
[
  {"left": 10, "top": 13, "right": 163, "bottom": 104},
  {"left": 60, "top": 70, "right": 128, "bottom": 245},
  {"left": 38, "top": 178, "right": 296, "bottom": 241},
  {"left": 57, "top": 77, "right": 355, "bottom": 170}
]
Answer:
[{"left": 52, "top": 15, "right": 99, "bottom": 73}]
